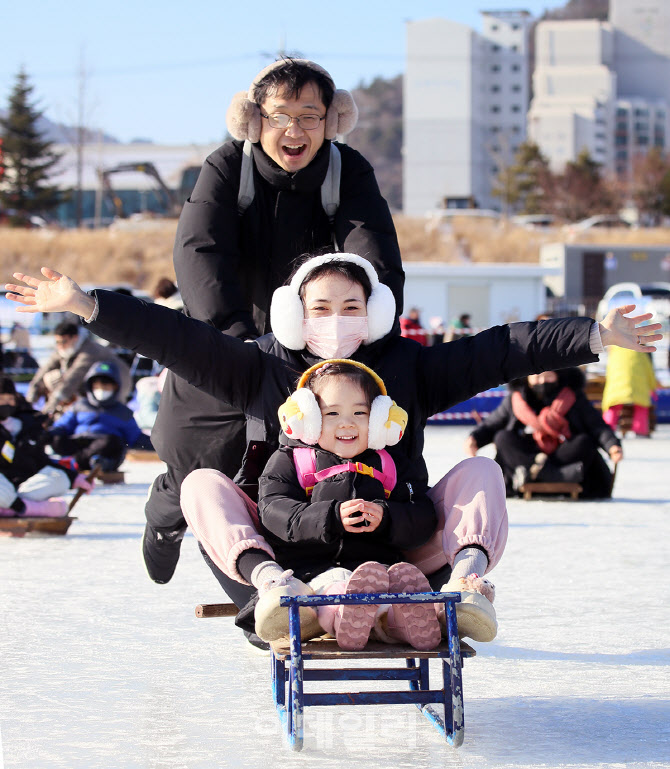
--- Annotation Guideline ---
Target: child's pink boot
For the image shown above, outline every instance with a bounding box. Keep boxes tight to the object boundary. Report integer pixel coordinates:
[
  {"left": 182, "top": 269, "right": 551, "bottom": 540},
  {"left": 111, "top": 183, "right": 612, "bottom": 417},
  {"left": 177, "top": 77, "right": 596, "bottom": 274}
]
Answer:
[
  {"left": 376, "top": 562, "right": 441, "bottom": 651},
  {"left": 23, "top": 498, "right": 68, "bottom": 517},
  {"left": 438, "top": 573, "right": 497, "bottom": 642},
  {"left": 318, "top": 562, "right": 389, "bottom": 651}
]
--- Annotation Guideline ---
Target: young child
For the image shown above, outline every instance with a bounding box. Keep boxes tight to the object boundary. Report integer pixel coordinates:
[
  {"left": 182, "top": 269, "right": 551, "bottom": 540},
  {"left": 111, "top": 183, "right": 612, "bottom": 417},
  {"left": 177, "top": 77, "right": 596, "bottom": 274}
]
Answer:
[
  {"left": 0, "top": 376, "right": 91, "bottom": 517},
  {"left": 601, "top": 346, "right": 660, "bottom": 437},
  {"left": 48, "top": 360, "right": 149, "bottom": 472},
  {"left": 253, "top": 359, "right": 445, "bottom": 651}
]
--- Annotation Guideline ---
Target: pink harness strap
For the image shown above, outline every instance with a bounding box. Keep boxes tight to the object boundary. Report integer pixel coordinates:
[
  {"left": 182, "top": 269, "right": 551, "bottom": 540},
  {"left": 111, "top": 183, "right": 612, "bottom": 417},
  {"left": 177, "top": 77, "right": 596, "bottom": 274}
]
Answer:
[{"left": 293, "top": 447, "right": 397, "bottom": 499}]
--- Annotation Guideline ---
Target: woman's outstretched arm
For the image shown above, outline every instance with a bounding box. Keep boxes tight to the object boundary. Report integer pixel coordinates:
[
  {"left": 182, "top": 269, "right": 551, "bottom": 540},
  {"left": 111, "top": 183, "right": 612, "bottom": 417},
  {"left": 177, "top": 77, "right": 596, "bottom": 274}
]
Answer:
[{"left": 6, "top": 267, "right": 267, "bottom": 415}]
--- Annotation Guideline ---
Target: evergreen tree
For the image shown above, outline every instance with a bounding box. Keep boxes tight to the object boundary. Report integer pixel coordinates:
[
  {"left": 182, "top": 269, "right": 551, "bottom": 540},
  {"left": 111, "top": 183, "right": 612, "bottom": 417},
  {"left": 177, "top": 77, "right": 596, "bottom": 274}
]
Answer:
[
  {"left": 0, "top": 68, "right": 63, "bottom": 225},
  {"left": 492, "top": 140, "right": 553, "bottom": 215}
]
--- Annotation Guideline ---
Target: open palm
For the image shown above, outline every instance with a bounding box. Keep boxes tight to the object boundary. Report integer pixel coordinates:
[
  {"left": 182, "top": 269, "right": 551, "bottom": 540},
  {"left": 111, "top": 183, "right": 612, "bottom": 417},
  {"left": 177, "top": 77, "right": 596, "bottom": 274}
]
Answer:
[
  {"left": 5, "top": 268, "right": 88, "bottom": 315},
  {"left": 600, "top": 304, "right": 663, "bottom": 352}
]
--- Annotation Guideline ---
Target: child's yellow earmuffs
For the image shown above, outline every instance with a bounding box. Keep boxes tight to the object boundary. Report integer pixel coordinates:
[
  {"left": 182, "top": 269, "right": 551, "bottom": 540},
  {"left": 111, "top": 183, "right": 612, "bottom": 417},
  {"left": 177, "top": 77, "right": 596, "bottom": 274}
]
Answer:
[
  {"left": 277, "top": 359, "right": 408, "bottom": 450},
  {"left": 226, "top": 59, "right": 358, "bottom": 143}
]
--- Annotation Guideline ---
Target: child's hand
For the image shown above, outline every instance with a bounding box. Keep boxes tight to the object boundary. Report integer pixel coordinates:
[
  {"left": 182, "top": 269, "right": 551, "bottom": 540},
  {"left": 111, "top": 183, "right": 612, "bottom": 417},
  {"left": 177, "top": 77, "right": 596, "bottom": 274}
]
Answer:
[
  {"left": 73, "top": 474, "right": 94, "bottom": 493},
  {"left": 340, "top": 499, "right": 384, "bottom": 532}
]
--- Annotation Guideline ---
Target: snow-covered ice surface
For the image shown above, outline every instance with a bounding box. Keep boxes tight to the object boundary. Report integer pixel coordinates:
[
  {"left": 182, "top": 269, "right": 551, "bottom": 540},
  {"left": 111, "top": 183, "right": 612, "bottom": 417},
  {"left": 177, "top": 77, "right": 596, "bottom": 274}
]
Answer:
[{"left": 1, "top": 425, "right": 669, "bottom": 769}]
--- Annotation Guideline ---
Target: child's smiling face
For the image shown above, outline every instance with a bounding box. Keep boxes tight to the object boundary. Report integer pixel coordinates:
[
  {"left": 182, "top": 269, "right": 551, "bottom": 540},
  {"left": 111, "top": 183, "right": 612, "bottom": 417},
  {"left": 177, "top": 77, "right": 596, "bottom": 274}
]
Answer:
[{"left": 315, "top": 378, "right": 370, "bottom": 459}]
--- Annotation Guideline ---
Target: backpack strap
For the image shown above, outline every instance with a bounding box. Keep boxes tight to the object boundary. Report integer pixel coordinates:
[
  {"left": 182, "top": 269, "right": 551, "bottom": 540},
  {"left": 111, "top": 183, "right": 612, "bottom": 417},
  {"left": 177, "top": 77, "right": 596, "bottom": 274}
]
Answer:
[
  {"left": 237, "top": 140, "right": 255, "bottom": 216},
  {"left": 237, "top": 141, "right": 341, "bottom": 230},
  {"left": 293, "top": 447, "right": 397, "bottom": 499},
  {"left": 376, "top": 449, "right": 397, "bottom": 499},
  {"left": 321, "top": 143, "right": 341, "bottom": 223},
  {"left": 293, "top": 447, "right": 318, "bottom": 496}
]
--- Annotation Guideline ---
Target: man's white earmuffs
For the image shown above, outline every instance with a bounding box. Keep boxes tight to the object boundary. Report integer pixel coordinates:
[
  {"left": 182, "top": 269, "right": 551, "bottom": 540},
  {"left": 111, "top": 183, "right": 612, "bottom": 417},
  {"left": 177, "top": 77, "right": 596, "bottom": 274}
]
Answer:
[
  {"left": 226, "top": 59, "right": 358, "bottom": 143},
  {"left": 277, "top": 359, "right": 408, "bottom": 450},
  {"left": 270, "top": 253, "right": 396, "bottom": 351}
]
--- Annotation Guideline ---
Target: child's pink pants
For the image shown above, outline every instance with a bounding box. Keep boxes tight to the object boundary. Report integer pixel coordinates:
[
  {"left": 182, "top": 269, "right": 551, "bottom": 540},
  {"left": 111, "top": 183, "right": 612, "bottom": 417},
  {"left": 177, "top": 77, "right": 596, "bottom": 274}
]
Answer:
[
  {"left": 602, "top": 404, "right": 650, "bottom": 436},
  {"left": 180, "top": 456, "right": 508, "bottom": 586}
]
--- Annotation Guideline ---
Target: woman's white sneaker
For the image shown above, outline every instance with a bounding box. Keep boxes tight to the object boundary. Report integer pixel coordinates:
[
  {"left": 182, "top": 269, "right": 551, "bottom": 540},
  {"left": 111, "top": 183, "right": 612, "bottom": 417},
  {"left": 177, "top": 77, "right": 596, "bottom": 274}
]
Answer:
[
  {"left": 254, "top": 570, "right": 322, "bottom": 642},
  {"left": 438, "top": 573, "right": 498, "bottom": 643}
]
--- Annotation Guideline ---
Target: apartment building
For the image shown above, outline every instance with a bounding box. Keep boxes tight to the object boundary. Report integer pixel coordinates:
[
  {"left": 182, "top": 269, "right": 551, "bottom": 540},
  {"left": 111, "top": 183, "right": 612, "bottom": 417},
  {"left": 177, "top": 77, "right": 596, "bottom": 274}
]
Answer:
[
  {"left": 403, "top": 9, "right": 532, "bottom": 215},
  {"left": 527, "top": 20, "right": 616, "bottom": 171},
  {"left": 528, "top": 1, "right": 670, "bottom": 176}
]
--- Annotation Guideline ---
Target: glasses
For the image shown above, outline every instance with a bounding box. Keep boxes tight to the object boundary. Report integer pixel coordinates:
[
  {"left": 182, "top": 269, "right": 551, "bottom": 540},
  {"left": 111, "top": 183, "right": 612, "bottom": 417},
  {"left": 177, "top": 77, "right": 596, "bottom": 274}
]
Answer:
[{"left": 261, "top": 112, "right": 325, "bottom": 130}]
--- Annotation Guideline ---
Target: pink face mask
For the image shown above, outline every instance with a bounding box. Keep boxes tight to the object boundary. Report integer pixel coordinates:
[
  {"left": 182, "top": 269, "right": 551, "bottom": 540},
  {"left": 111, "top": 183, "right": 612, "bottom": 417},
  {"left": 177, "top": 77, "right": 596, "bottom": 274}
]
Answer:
[{"left": 303, "top": 315, "right": 369, "bottom": 359}]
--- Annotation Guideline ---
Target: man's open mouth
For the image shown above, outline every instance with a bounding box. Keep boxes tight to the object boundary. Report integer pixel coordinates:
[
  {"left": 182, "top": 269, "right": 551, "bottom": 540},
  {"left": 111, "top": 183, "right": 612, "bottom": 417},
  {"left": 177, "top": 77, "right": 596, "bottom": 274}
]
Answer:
[{"left": 283, "top": 144, "right": 306, "bottom": 157}]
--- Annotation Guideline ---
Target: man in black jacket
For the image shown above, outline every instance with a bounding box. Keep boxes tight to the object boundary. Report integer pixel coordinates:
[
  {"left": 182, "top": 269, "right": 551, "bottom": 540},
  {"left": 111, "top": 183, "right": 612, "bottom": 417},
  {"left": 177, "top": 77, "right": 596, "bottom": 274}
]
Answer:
[{"left": 144, "top": 57, "right": 405, "bottom": 585}]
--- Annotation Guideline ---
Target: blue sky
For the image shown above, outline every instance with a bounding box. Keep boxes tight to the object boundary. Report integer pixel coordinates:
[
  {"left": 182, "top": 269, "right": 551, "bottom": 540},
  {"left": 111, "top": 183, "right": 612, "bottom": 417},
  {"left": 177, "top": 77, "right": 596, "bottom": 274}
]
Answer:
[{"left": 4, "top": 0, "right": 555, "bottom": 145}]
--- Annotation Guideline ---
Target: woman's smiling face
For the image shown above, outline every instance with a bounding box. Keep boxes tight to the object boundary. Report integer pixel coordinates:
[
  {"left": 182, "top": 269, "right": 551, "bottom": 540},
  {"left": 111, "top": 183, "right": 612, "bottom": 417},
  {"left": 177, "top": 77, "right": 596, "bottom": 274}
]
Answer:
[{"left": 301, "top": 273, "right": 367, "bottom": 319}]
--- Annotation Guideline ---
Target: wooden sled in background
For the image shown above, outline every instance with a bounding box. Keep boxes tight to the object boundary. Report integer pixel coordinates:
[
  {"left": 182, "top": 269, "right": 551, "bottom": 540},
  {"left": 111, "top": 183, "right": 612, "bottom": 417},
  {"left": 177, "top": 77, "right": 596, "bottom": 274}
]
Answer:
[
  {"left": 520, "top": 462, "right": 618, "bottom": 501},
  {"left": 0, "top": 515, "right": 77, "bottom": 537},
  {"left": 0, "top": 466, "right": 101, "bottom": 538},
  {"left": 519, "top": 481, "right": 582, "bottom": 500},
  {"left": 197, "top": 591, "right": 475, "bottom": 751},
  {"left": 125, "top": 449, "right": 161, "bottom": 462}
]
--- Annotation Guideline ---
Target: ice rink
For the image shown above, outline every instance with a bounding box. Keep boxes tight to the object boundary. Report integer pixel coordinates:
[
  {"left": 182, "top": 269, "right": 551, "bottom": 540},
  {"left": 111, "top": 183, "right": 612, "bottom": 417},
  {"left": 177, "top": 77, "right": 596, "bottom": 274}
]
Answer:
[{"left": 1, "top": 425, "right": 668, "bottom": 769}]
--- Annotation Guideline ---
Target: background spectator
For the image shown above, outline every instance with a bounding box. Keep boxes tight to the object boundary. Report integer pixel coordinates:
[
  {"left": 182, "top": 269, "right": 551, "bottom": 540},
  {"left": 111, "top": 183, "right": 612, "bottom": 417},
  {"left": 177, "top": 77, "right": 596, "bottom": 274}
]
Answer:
[
  {"left": 26, "top": 321, "right": 132, "bottom": 415},
  {"left": 400, "top": 308, "right": 428, "bottom": 346},
  {"left": 601, "top": 346, "right": 659, "bottom": 437}
]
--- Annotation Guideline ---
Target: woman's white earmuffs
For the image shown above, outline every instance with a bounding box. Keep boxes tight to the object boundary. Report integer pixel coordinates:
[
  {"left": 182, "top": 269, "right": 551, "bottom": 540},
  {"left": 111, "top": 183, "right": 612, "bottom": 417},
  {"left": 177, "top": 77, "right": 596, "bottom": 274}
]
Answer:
[
  {"left": 226, "top": 59, "right": 358, "bottom": 143},
  {"left": 270, "top": 253, "right": 396, "bottom": 351},
  {"left": 277, "top": 359, "right": 408, "bottom": 450}
]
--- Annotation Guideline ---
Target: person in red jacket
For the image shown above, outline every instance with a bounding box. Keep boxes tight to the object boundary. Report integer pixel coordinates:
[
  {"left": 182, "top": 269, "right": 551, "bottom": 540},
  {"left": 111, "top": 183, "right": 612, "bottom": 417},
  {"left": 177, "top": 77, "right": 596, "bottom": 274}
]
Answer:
[{"left": 399, "top": 308, "right": 427, "bottom": 346}]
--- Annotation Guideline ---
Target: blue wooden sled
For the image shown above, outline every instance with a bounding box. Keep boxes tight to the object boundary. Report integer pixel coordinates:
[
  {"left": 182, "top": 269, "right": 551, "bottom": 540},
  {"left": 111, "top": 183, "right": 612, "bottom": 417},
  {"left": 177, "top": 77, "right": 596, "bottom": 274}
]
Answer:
[
  {"left": 196, "top": 591, "right": 475, "bottom": 752},
  {"left": 270, "top": 591, "right": 474, "bottom": 751}
]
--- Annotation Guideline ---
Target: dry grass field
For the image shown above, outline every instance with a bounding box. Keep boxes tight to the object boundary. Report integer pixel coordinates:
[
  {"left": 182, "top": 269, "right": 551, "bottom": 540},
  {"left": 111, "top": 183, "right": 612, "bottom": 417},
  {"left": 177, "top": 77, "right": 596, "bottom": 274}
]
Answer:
[{"left": 2, "top": 215, "right": 669, "bottom": 290}]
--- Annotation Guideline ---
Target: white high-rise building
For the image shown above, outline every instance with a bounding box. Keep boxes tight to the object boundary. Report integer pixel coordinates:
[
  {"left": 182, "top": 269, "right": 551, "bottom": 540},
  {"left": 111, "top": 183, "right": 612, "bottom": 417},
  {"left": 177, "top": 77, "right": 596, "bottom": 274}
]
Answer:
[
  {"left": 528, "top": 1, "right": 670, "bottom": 176},
  {"left": 527, "top": 20, "right": 616, "bottom": 171},
  {"left": 611, "top": 0, "right": 670, "bottom": 104},
  {"left": 403, "top": 10, "right": 532, "bottom": 215}
]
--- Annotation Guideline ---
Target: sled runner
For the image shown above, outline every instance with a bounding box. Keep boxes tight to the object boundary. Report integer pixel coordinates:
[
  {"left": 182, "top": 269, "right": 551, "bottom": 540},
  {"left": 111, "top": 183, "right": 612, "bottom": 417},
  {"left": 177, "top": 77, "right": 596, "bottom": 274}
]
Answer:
[{"left": 196, "top": 591, "right": 474, "bottom": 751}]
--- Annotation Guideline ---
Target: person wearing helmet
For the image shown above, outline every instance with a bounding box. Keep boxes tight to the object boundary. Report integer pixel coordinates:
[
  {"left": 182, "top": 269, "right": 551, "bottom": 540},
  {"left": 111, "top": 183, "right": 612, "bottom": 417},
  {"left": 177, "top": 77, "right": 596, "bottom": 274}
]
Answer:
[{"left": 48, "top": 360, "right": 149, "bottom": 473}]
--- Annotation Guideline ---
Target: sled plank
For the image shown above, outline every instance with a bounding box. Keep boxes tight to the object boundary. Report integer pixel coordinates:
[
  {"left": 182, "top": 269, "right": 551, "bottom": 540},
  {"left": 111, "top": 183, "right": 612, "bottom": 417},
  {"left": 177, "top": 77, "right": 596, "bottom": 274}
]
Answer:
[
  {"left": 270, "top": 636, "right": 477, "bottom": 661},
  {"left": 195, "top": 603, "right": 239, "bottom": 618},
  {"left": 99, "top": 471, "right": 125, "bottom": 485},
  {"left": 0, "top": 516, "right": 77, "bottom": 537},
  {"left": 125, "top": 449, "right": 161, "bottom": 462},
  {"left": 521, "top": 481, "right": 582, "bottom": 500}
]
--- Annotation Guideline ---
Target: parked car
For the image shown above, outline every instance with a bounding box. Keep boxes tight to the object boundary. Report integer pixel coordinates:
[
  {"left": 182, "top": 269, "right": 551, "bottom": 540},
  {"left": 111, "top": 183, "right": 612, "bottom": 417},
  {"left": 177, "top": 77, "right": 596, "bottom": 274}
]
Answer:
[
  {"left": 511, "top": 214, "right": 558, "bottom": 229},
  {"left": 596, "top": 281, "right": 670, "bottom": 320},
  {"left": 568, "top": 215, "right": 634, "bottom": 233}
]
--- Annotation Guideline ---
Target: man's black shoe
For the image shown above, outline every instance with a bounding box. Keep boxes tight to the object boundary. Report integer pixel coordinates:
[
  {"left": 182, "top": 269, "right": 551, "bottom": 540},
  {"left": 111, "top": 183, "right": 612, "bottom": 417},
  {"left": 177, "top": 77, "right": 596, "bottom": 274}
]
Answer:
[{"left": 142, "top": 523, "right": 187, "bottom": 584}]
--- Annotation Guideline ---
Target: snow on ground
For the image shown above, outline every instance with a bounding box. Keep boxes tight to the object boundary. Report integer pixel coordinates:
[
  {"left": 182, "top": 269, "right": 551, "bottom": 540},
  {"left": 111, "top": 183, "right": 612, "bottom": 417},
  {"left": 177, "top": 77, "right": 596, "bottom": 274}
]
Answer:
[{"left": 0, "top": 425, "right": 669, "bottom": 769}]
